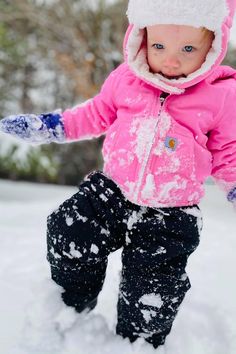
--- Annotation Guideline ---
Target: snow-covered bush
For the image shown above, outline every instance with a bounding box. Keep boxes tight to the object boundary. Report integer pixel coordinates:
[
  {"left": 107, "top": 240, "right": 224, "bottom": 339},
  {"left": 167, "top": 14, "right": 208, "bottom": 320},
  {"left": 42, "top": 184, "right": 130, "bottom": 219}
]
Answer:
[{"left": 0, "top": 135, "right": 58, "bottom": 183}]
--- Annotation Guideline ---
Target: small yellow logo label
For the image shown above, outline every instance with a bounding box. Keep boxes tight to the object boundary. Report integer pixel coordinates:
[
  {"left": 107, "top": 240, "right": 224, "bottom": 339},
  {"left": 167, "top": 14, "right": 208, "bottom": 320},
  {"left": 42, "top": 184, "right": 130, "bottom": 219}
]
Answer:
[{"left": 164, "top": 137, "right": 178, "bottom": 151}]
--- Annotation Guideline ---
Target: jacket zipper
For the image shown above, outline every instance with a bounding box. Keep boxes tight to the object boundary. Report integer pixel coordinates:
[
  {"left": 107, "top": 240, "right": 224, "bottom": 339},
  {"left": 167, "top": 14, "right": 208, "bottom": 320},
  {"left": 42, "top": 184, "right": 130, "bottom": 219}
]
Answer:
[{"left": 133, "top": 92, "right": 169, "bottom": 203}]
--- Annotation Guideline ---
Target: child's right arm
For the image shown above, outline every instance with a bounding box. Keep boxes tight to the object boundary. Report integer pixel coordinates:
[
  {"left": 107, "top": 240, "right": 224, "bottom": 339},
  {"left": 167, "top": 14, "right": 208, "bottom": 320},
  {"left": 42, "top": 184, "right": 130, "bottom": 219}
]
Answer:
[
  {"left": 0, "top": 67, "right": 121, "bottom": 144},
  {"left": 0, "top": 112, "right": 65, "bottom": 144}
]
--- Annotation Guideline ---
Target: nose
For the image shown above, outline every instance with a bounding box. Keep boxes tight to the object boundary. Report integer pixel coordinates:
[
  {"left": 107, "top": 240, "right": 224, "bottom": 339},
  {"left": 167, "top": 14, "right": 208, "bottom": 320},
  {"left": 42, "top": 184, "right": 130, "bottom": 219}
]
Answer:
[{"left": 163, "top": 55, "right": 180, "bottom": 71}]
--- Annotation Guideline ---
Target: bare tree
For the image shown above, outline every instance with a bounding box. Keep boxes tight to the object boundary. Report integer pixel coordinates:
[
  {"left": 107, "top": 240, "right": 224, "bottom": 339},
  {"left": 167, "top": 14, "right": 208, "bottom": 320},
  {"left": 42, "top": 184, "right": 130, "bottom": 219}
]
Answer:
[{"left": 0, "top": 0, "right": 128, "bottom": 185}]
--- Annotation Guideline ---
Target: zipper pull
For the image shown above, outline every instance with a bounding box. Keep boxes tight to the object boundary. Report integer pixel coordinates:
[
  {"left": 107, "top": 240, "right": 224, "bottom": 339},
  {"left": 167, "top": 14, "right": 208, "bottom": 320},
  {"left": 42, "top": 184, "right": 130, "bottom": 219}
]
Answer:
[
  {"left": 160, "top": 96, "right": 165, "bottom": 104},
  {"left": 160, "top": 92, "right": 169, "bottom": 105}
]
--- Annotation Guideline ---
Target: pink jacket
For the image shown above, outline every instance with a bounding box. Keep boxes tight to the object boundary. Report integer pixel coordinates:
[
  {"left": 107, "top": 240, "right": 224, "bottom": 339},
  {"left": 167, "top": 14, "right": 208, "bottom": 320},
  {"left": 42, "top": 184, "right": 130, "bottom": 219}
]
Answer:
[{"left": 62, "top": 0, "right": 236, "bottom": 208}]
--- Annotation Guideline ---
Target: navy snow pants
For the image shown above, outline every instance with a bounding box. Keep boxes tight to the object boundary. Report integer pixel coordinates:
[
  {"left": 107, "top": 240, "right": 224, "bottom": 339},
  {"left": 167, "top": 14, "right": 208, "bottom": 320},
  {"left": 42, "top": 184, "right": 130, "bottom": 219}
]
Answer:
[{"left": 47, "top": 171, "right": 202, "bottom": 348}]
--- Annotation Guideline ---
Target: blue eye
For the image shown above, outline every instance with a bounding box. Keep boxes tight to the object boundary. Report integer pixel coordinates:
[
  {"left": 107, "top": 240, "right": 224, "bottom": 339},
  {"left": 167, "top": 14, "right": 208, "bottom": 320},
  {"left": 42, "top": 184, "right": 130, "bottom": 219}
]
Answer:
[
  {"left": 183, "top": 46, "right": 194, "bottom": 52},
  {"left": 153, "top": 43, "right": 164, "bottom": 49}
]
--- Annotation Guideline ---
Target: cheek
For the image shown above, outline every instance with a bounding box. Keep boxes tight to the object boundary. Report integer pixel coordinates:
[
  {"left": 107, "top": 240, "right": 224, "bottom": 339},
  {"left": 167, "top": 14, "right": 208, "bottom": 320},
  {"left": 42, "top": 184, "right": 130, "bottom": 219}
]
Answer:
[
  {"left": 183, "top": 53, "right": 206, "bottom": 74},
  {"left": 147, "top": 51, "right": 161, "bottom": 72},
  {"left": 191, "top": 54, "right": 207, "bottom": 69}
]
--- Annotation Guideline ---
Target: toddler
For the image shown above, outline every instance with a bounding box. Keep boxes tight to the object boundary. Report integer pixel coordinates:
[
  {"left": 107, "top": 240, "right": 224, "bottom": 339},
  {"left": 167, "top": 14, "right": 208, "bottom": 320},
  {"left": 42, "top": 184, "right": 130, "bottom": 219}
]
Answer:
[{"left": 1, "top": 0, "right": 236, "bottom": 348}]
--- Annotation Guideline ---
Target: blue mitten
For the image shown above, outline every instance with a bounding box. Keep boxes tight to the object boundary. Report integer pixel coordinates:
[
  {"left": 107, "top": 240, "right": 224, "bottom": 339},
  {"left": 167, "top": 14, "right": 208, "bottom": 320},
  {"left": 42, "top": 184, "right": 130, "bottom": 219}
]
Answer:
[
  {"left": 227, "top": 187, "right": 236, "bottom": 210},
  {"left": 0, "top": 112, "right": 65, "bottom": 144}
]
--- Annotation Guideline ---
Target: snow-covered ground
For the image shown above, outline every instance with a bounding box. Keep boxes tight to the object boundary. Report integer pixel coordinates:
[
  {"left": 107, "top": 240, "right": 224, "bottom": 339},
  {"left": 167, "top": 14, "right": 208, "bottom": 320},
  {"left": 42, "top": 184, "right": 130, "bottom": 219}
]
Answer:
[{"left": 0, "top": 179, "right": 235, "bottom": 354}]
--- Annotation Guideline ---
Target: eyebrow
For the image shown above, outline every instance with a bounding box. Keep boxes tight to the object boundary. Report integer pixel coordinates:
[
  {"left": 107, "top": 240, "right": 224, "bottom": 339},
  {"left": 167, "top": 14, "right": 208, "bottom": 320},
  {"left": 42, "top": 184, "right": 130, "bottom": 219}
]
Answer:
[{"left": 148, "top": 37, "right": 204, "bottom": 46}]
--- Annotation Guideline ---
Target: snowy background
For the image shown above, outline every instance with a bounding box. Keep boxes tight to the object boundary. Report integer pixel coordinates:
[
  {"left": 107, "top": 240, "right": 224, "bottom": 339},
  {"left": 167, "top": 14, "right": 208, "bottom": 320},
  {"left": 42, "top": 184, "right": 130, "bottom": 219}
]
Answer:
[{"left": 0, "top": 179, "right": 235, "bottom": 354}]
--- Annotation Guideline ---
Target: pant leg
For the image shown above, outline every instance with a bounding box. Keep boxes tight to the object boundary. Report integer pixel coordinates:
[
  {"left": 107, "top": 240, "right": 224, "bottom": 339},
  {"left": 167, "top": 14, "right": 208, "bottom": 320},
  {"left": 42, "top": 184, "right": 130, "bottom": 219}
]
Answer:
[
  {"left": 47, "top": 171, "right": 127, "bottom": 312},
  {"left": 116, "top": 205, "right": 202, "bottom": 348}
]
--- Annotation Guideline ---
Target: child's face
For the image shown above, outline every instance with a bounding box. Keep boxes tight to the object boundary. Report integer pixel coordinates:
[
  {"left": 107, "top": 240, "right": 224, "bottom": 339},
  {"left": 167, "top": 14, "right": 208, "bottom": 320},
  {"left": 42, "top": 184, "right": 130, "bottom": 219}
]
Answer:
[{"left": 146, "top": 24, "right": 214, "bottom": 79}]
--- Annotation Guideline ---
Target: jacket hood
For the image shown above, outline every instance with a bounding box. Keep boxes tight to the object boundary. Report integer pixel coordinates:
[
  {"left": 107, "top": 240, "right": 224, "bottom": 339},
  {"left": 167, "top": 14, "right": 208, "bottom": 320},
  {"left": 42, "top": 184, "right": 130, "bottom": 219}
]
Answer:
[{"left": 125, "top": 0, "right": 236, "bottom": 94}]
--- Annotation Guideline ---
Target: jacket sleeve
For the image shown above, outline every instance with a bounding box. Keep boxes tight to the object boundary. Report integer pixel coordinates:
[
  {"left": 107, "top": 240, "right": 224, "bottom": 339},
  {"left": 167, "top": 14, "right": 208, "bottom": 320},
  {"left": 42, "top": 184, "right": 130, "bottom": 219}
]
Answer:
[
  {"left": 207, "top": 87, "right": 236, "bottom": 198},
  {"left": 62, "top": 67, "right": 121, "bottom": 141}
]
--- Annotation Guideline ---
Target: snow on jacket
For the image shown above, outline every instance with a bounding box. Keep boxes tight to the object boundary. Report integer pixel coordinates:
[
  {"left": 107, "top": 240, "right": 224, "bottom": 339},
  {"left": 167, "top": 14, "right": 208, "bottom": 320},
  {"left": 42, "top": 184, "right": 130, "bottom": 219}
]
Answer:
[{"left": 62, "top": 0, "right": 236, "bottom": 208}]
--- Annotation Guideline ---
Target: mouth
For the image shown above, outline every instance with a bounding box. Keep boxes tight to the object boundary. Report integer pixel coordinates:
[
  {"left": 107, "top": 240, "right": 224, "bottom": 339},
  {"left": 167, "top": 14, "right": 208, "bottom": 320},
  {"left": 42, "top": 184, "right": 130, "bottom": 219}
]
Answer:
[{"left": 160, "top": 73, "right": 187, "bottom": 80}]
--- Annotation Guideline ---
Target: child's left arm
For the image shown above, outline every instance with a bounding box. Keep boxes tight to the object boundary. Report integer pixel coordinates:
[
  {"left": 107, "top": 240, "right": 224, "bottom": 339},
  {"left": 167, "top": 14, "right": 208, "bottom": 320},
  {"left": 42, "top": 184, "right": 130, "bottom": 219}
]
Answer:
[
  {"left": 207, "top": 88, "right": 236, "bottom": 208},
  {"left": 227, "top": 187, "right": 236, "bottom": 210}
]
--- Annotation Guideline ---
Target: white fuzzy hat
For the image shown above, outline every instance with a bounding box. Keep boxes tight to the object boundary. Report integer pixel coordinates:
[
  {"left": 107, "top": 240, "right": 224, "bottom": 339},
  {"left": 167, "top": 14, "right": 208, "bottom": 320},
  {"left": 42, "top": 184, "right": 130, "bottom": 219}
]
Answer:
[{"left": 127, "top": 0, "right": 229, "bottom": 31}]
